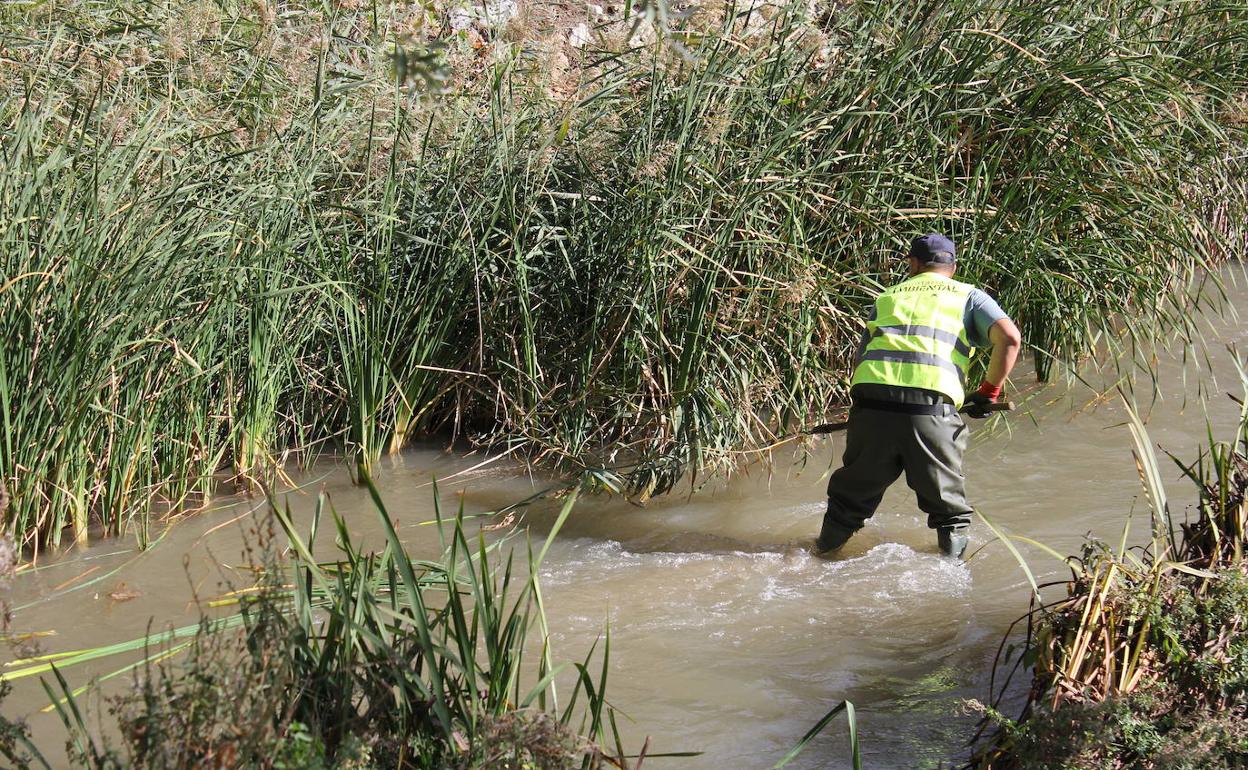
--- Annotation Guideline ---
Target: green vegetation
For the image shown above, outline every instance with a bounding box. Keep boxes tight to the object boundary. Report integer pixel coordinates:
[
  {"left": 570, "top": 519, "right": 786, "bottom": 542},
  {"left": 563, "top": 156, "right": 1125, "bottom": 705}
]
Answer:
[
  {"left": 0, "top": 483, "right": 626, "bottom": 769},
  {"left": 3, "top": 0, "right": 1246, "bottom": 551},
  {"left": 970, "top": 388, "right": 1248, "bottom": 769}
]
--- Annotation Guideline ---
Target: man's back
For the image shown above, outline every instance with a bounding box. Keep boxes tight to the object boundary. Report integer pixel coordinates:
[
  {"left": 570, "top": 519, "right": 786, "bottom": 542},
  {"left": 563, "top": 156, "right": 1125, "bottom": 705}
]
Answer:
[
  {"left": 852, "top": 272, "right": 980, "bottom": 407},
  {"left": 815, "top": 233, "right": 1021, "bottom": 559}
]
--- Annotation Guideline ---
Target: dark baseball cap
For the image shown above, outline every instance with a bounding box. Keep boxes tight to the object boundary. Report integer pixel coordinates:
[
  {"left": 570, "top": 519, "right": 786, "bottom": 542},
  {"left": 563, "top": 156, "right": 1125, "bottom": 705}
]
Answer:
[{"left": 909, "top": 233, "right": 956, "bottom": 264}]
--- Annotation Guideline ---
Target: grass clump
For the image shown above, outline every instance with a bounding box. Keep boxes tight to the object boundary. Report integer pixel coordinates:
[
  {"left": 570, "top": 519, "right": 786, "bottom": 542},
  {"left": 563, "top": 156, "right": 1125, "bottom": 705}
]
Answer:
[
  {"left": 475, "top": 711, "right": 589, "bottom": 770},
  {"left": 13, "top": 482, "right": 621, "bottom": 769},
  {"left": 971, "top": 388, "right": 1248, "bottom": 769},
  {"left": 3, "top": 0, "right": 1248, "bottom": 549},
  {"left": 987, "top": 692, "right": 1248, "bottom": 770}
]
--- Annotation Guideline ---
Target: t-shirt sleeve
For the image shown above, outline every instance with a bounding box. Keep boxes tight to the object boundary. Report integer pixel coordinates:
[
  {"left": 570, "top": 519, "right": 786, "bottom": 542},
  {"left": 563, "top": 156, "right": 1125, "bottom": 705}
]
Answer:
[{"left": 964, "top": 289, "right": 1009, "bottom": 348}]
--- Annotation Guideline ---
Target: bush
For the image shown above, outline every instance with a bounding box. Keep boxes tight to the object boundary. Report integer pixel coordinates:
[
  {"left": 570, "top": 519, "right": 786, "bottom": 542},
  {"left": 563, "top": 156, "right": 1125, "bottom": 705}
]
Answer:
[{"left": 999, "top": 692, "right": 1248, "bottom": 770}]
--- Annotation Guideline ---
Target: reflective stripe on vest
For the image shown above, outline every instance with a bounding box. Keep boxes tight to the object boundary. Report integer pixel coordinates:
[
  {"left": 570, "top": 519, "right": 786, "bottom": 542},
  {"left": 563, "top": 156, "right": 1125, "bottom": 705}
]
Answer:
[{"left": 850, "top": 272, "right": 977, "bottom": 406}]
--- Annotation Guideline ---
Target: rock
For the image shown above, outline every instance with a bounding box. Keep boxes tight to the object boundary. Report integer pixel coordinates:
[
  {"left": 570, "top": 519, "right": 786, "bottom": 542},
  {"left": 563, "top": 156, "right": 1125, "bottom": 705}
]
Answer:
[
  {"left": 568, "top": 22, "right": 591, "bottom": 49},
  {"left": 449, "top": 0, "right": 517, "bottom": 32}
]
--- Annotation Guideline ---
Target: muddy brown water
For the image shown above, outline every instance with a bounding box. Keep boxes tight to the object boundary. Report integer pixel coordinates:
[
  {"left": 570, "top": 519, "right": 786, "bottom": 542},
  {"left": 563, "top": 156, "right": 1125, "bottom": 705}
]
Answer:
[{"left": 4, "top": 273, "right": 1246, "bottom": 769}]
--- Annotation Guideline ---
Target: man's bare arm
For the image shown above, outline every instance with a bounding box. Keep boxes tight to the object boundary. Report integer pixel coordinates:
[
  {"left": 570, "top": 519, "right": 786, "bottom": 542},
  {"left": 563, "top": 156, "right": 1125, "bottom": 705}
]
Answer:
[{"left": 984, "top": 318, "right": 1022, "bottom": 388}]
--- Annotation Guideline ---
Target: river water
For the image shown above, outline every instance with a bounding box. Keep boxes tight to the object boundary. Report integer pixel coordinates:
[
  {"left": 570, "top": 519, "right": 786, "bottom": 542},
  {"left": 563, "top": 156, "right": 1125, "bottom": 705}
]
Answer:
[{"left": 4, "top": 271, "right": 1246, "bottom": 768}]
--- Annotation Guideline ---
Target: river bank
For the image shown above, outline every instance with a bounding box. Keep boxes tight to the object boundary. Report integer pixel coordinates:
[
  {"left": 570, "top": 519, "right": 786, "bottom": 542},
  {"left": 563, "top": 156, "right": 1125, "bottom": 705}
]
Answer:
[{"left": 3, "top": 0, "right": 1248, "bottom": 765}]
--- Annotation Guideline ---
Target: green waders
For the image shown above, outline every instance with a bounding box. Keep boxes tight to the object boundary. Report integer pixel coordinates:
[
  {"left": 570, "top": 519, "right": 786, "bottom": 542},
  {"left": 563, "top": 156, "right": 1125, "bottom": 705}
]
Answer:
[{"left": 818, "top": 402, "right": 972, "bottom": 557}]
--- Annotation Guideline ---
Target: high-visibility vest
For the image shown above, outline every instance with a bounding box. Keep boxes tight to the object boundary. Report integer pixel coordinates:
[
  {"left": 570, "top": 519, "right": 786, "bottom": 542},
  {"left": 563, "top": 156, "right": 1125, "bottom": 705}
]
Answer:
[{"left": 850, "top": 272, "right": 976, "bottom": 406}]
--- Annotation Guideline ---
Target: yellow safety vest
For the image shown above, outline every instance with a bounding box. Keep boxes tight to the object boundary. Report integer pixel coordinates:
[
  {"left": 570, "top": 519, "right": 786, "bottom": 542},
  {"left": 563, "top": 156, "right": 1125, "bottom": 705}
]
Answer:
[{"left": 850, "top": 272, "right": 976, "bottom": 406}]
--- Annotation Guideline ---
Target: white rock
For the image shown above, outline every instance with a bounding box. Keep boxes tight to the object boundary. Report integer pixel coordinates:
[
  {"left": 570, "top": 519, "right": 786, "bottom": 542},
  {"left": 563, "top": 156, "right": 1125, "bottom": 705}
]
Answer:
[
  {"left": 448, "top": 0, "right": 517, "bottom": 31},
  {"left": 449, "top": 7, "right": 474, "bottom": 31},
  {"left": 568, "top": 22, "right": 591, "bottom": 48}
]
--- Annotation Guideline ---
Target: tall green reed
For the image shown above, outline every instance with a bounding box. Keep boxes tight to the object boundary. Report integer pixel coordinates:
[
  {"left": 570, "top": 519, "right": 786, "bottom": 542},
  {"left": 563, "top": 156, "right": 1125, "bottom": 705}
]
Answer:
[{"left": 2, "top": 0, "right": 1246, "bottom": 547}]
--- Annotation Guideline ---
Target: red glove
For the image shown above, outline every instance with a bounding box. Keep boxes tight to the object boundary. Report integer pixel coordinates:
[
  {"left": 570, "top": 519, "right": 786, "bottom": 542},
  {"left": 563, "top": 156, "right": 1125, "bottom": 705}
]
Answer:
[{"left": 975, "top": 381, "right": 1002, "bottom": 402}]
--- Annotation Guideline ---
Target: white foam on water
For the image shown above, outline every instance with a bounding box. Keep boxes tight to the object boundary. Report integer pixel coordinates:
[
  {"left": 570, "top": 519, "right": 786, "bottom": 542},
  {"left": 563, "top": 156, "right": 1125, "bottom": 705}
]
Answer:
[
  {"left": 537, "top": 535, "right": 973, "bottom": 644},
  {"left": 855, "top": 543, "right": 973, "bottom": 600}
]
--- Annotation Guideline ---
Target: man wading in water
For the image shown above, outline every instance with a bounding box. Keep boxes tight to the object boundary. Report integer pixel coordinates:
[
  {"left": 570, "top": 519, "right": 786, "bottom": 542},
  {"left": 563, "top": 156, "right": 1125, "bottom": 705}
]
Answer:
[{"left": 816, "top": 233, "right": 1021, "bottom": 559}]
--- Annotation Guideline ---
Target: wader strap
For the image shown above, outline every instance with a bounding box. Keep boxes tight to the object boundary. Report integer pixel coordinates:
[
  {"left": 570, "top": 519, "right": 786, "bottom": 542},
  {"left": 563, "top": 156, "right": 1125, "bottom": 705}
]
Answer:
[{"left": 851, "top": 397, "right": 955, "bottom": 417}]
